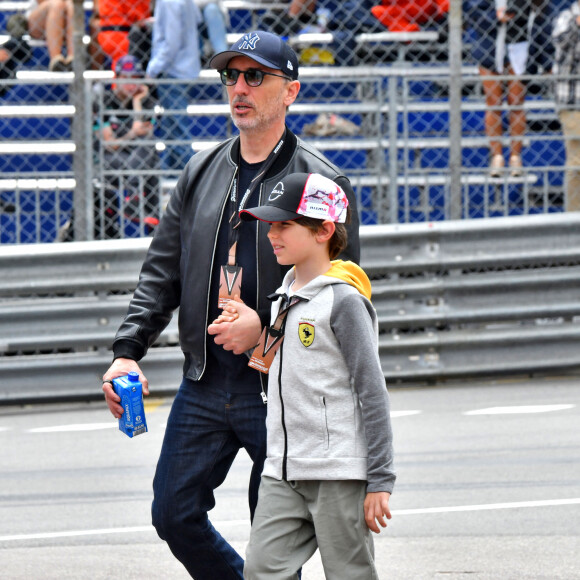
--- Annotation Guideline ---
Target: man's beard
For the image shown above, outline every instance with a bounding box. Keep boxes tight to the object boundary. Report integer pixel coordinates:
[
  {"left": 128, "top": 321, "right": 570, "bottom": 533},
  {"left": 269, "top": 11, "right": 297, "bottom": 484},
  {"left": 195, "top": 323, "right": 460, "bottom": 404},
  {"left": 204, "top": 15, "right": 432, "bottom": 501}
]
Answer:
[{"left": 231, "top": 95, "right": 284, "bottom": 134}]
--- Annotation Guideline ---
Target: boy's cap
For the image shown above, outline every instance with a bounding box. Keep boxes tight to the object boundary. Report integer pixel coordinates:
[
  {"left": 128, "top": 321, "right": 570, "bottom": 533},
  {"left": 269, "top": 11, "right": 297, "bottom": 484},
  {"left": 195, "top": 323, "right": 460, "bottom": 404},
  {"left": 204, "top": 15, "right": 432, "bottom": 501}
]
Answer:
[
  {"left": 115, "top": 55, "right": 144, "bottom": 78},
  {"left": 240, "top": 173, "right": 349, "bottom": 223},
  {"left": 209, "top": 31, "right": 299, "bottom": 80}
]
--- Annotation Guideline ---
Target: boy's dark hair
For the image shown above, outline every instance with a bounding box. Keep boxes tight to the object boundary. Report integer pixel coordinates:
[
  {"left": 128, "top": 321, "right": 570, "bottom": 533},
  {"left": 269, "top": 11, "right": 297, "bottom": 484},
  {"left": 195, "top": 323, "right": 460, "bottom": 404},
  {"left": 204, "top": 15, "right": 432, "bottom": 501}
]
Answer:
[{"left": 294, "top": 206, "right": 351, "bottom": 260}]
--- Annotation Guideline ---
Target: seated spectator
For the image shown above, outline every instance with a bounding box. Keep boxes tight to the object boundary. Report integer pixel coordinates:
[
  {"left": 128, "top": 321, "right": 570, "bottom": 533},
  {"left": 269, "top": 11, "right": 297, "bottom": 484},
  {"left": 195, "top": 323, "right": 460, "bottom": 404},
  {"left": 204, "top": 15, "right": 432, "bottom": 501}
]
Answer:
[
  {"left": 370, "top": 0, "right": 449, "bottom": 32},
  {"left": 92, "top": 55, "right": 160, "bottom": 238},
  {"left": 553, "top": 0, "right": 580, "bottom": 211},
  {"left": 25, "top": 0, "right": 74, "bottom": 71},
  {"left": 93, "top": 0, "right": 152, "bottom": 72}
]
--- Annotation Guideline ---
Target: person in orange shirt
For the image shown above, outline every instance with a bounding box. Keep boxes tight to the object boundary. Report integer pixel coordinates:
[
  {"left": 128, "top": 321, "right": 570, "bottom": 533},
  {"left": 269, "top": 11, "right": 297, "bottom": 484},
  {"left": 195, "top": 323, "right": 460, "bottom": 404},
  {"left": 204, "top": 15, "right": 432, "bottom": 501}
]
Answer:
[
  {"left": 93, "top": 0, "right": 152, "bottom": 71},
  {"left": 370, "top": 0, "right": 449, "bottom": 32}
]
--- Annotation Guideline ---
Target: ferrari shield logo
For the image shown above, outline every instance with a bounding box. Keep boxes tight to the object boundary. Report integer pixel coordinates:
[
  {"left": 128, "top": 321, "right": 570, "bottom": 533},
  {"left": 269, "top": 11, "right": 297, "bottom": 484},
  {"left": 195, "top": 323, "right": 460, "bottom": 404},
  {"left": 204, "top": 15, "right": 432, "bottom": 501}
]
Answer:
[{"left": 298, "top": 322, "right": 315, "bottom": 347}]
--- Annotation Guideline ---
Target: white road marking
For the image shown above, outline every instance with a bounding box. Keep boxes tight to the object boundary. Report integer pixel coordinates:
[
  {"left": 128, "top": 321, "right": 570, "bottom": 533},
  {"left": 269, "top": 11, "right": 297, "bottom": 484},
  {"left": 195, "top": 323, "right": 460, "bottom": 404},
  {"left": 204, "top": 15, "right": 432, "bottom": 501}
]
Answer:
[
  {"left": 28, "top": 423, "right": 117, "bottom": 433},
  {"left": 392, "top": 498, "right": 580, "bottom": 515},
  {"left": 2, "top": 499, "right": 579, "bottom": 542},
  {"left": 15, "top": 411, "right": 421, "bottom": 435},
  {"left": 464, "top": 404, "right": 575, "bottom": 415},
  {"left": 0, "top": 427, "right": 11, "bottom": 432},
  {"left": 0, "top": 526, "right": 155, "bottom": 542},
  {"left": 0, "top": 521, "right": 249, "bottom": 542}
]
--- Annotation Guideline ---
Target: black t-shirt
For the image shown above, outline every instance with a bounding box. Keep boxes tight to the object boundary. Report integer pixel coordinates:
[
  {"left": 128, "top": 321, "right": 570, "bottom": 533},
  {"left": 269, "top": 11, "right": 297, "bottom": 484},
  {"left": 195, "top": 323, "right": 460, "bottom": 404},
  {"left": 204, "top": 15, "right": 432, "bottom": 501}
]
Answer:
[{"left": 200, "top": 156, "right": 264, "bottom": 394}]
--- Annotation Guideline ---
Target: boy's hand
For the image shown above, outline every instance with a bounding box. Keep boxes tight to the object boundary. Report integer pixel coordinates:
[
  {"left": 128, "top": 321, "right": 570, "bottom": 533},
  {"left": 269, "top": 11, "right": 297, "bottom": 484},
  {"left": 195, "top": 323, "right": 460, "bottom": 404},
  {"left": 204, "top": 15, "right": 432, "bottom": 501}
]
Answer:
[
  {"left": 211, "top": 296, "right": 242, "bottom": 324},
  {"left": 208, "top": 296, "right": 262, "bottom": 354},
  {"left": 364, "top": 491, "right": 392, "bottom": 533}
]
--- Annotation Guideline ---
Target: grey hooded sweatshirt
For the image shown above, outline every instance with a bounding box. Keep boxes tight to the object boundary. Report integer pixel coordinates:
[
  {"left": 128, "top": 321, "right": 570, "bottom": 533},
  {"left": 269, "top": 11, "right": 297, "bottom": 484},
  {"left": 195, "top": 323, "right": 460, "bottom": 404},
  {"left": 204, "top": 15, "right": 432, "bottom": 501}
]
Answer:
[{"left": 261, "top": 260, "right": 396, "bottom": 494}]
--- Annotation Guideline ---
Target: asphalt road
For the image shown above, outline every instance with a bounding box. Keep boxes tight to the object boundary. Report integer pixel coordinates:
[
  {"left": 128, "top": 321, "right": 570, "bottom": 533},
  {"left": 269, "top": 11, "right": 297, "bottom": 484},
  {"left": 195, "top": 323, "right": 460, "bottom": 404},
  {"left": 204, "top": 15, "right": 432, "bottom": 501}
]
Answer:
[{"left": 1, "top": 376, "right": 579, "bottom": 579}]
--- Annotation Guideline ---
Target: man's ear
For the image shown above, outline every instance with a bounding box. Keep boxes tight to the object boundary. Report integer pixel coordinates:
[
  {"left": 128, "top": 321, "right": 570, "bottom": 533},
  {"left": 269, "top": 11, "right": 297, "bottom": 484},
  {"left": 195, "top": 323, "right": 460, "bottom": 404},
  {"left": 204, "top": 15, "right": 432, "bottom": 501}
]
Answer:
[
  {"left": 284, "top": 80, "right": 301, "bottom": 107},
  {"left": 316, "top": 220, "right": 335, "bottom": 243}
]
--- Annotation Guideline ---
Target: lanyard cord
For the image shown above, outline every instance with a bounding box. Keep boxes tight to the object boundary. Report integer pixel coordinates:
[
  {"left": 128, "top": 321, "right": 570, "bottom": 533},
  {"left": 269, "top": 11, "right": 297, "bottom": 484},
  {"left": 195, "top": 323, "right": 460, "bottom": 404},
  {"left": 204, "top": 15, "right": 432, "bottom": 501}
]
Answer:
[
  {"left": 227, "top": 129, "right": 287, "bottom": 265},
  {"left": 271, "top": 292, "right": 303, "bottom": 335}
]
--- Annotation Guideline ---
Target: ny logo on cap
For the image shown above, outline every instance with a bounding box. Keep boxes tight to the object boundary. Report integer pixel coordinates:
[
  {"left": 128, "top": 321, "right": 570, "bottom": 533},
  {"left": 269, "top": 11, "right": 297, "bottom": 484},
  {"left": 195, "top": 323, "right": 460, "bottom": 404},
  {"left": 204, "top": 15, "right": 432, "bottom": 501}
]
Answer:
[{"left": 238, "top": 32, "right": 260, "bottom": 51}]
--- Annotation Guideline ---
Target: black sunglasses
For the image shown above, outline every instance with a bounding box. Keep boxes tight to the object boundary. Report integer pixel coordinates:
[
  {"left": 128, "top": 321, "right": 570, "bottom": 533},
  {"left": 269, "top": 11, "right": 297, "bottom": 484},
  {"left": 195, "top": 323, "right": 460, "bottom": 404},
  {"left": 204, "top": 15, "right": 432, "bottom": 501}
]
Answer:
[{"left": 219, "top": 68, "right": 292, "bottom": 87}]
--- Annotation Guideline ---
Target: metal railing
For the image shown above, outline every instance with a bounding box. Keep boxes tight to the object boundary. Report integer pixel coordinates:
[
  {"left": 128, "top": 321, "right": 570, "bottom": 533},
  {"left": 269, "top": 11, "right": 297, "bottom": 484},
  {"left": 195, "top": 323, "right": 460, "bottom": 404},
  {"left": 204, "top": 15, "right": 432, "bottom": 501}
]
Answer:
[
  {"left": 2, "top": 212, "right": 580, "bottom": 403},
  {"left": 0, "top": 66, "right": 566, "bottom": 241}
]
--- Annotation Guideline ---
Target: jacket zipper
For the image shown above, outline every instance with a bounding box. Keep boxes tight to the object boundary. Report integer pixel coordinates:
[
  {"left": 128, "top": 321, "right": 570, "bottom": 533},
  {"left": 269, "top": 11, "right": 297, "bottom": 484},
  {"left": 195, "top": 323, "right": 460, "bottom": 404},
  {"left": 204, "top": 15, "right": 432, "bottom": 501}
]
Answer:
[
  {"left": 200, "top": 168, "right": 237, "bottom": 379},
  {"left": 255, "top": 182, "right": 268, "bottom": 403}
]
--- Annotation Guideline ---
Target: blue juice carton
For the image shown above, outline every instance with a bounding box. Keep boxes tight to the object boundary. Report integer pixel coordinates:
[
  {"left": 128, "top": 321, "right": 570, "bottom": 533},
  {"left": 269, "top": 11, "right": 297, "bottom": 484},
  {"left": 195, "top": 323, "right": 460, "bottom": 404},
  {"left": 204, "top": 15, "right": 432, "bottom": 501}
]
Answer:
[{"left": 112, "top": 372, "right": 148, "bottom": 438}]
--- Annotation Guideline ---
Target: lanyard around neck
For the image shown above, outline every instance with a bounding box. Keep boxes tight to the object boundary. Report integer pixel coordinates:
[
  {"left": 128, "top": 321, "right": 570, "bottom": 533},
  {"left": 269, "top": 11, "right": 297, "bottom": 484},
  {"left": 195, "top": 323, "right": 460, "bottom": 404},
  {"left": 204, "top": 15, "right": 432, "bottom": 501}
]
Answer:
[{"left": 227, "top": 129, "right": 287, "bottom": 265}]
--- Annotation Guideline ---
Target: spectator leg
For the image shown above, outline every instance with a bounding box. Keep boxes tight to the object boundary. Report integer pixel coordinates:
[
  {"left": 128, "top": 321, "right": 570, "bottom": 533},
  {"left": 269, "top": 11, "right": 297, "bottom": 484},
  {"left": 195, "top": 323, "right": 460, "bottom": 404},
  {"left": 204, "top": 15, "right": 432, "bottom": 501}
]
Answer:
[
  {"left": 65, "top": 0, "right": 74, "bottom": 58},
  {"left": 480, "top": 66, "right": 504, "bottom": 158},
  {"left": 158, "top": 81, "right": 193, "bottom": 171},
  {"left": 202, "top": 3, "right": 228, "bottom": 55},
  {"left": 506, "top": 69, "right": 526, "bottom": 158},
  {"left": 27, "top": 0, "right": 67, "bottom": 60}
]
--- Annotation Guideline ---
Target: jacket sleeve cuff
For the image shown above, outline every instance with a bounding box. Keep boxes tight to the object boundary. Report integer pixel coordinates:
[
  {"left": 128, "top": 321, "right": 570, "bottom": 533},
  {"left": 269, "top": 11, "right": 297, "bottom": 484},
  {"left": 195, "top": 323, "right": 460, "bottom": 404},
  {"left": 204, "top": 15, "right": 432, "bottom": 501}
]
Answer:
[{"left": 112, "top": 339, "right": 146, "bottom": 362}]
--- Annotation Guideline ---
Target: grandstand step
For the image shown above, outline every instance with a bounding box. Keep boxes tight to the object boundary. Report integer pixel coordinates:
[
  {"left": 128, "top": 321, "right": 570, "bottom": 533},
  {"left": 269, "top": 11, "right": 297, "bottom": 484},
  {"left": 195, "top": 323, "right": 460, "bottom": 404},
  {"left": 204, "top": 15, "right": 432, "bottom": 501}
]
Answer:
[{"left": 0, "top": 117, "right": 71, "bottom": 140}]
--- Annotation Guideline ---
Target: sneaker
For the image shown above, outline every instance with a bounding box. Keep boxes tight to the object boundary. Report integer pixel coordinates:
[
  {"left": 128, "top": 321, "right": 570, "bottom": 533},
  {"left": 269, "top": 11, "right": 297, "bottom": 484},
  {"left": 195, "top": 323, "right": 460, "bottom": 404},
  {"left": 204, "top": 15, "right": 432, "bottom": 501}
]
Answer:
[
  {"left": 509, "top": 154, "right": 523, "bottom": 177},
  {"left": 56, "top": 219, "right": 72, "bottom": 242},
  {"left": 49, "top": 54, "right": 69, "bottom": 72},
  {"left": 303, "top": 113, "right": 360, "bottom": 137},
  {"left": 490, "top": 154, "right": 504, "bottom": 177}
]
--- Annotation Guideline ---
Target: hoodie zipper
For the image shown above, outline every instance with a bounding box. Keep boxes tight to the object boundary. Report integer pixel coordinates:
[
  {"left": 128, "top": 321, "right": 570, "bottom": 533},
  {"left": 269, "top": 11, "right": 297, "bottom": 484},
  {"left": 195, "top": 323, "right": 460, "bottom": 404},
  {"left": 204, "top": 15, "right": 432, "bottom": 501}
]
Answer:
[{"left": 278, "top": 339, "right": 289, "bottom": 481}]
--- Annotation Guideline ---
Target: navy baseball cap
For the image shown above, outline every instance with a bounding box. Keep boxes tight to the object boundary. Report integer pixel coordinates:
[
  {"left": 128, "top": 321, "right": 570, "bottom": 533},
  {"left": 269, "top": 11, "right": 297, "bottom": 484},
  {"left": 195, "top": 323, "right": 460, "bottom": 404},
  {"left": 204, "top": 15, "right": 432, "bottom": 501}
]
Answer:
[
  {"left": 240, "top": 173, "right": 349, "bottom": 223},
  {"left": 209, "top": 30, "right": 299, "bottom": 80}
]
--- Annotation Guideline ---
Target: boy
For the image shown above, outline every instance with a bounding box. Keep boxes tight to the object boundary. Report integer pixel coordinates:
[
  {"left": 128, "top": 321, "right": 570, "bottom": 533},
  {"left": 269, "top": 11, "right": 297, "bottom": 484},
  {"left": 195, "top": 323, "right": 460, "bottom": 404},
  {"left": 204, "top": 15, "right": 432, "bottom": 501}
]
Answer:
[{"left": 237, "top": 172, "right": 396, "bottom": 579}]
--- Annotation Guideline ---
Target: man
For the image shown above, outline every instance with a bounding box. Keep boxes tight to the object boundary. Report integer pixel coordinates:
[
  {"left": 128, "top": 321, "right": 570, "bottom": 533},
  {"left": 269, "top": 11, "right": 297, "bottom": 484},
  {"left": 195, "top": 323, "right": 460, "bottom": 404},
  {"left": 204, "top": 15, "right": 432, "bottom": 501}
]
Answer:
[{"left": 102, "top": 31, "right": 360, "bottom": 579}]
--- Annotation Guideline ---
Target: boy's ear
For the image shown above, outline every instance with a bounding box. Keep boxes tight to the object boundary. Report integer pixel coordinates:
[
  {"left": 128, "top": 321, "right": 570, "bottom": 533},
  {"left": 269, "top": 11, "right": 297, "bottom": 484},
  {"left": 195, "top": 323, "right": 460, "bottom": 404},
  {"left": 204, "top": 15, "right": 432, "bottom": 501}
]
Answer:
[{"left": 316, "top": 220, "right": 336, "bottom": 243}]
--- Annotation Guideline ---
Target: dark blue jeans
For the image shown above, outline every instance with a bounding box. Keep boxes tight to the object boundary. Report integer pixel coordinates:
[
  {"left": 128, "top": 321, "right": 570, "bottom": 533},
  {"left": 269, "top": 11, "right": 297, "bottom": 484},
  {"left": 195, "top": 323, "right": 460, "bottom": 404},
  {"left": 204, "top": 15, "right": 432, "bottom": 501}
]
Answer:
[
  {"left": 152, "top": 377, "right": 267, "bottom": 579},
  {"left": 157, "top": 80, "right": 194, "bottom": 171}
]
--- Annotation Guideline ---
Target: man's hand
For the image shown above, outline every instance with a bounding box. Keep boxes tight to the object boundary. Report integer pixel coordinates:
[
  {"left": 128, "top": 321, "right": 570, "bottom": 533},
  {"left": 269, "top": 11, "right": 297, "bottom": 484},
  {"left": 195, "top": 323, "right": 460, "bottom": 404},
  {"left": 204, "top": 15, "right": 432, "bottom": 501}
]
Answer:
[
  {"left": 207, "top": 297, "right": 262, "bottom": 354},
  {"left": 364, "top": 491, "right": 392, "bottom": 534},
  {"left": 102, "top": 358, "right": 148, "bottom": 419}
]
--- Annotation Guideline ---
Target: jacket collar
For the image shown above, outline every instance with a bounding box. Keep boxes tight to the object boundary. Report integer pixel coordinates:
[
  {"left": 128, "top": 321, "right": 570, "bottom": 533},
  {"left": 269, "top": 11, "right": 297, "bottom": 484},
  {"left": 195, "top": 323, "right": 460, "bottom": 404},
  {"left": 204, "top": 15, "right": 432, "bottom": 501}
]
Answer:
[{"left": 230, "top": 127, "right": 298, "bottom": 177}]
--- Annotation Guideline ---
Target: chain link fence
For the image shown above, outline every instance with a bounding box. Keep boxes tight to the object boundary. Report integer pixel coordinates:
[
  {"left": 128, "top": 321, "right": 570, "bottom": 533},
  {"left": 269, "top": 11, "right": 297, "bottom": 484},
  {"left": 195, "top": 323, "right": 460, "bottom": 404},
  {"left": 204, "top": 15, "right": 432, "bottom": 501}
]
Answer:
[{"left": 0, "top": 0, "right": 576, "bottom": 242}]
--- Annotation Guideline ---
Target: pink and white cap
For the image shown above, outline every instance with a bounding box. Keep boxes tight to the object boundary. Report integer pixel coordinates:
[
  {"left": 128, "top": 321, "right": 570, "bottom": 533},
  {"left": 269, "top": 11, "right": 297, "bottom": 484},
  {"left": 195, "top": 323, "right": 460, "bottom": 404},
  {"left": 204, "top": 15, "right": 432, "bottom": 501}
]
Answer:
[{"left": 239, "top": 172, "right": 349, "bottom": 223}]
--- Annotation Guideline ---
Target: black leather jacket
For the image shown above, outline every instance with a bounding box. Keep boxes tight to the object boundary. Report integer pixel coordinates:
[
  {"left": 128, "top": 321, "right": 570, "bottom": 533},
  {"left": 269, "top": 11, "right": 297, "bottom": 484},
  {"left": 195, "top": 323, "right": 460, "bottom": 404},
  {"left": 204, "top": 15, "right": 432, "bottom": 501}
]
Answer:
[{"left": 112, "top": 129, "right": 360, "bottom": 381}]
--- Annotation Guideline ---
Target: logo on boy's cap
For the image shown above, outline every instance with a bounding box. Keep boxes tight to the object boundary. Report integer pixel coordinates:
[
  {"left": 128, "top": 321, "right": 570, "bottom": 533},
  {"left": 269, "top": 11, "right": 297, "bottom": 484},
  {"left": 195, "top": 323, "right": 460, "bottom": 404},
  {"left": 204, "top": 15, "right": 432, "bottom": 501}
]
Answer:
[
  {"left": 268, "top": 182, "right": 284, "bottom": 201},
  {"left": 209, "top": 30, "right": 299, "bottom": 81},
  {"left": 239, "top": 173, "right": 349, "bottom": 223},
  {"left": 115, "top": 55, "right": 144, "bottom": 78}
]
